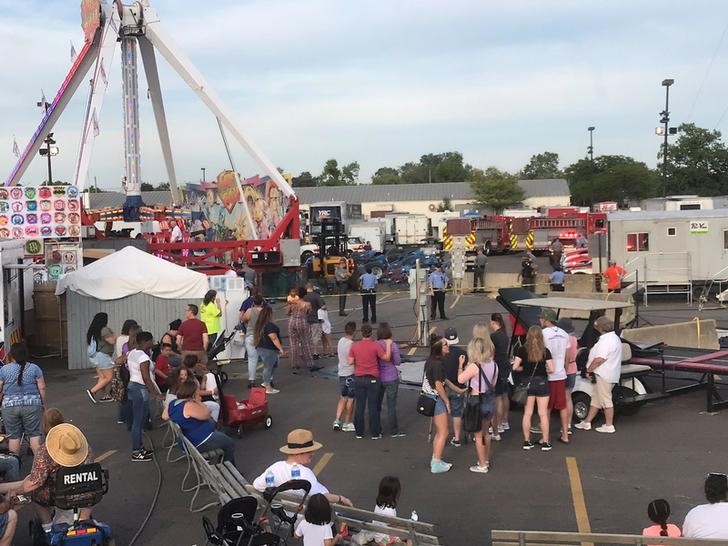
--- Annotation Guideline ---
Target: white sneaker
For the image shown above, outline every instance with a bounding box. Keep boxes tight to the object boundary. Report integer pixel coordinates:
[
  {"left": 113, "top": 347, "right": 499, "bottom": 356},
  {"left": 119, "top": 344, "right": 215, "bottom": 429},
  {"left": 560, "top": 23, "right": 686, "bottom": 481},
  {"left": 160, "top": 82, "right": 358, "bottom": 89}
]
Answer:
[
  {"left": 501, "top": 422, "right": 510, "bottom": 431},
  {"left": 595, "top": 424, "right": 615, "bottom": 434},
  {"left": 574, "top": 421, "right": 592, "bottom": 431},
  {"left": 490, "top": 433, "right": 502, "bottom": 441},
  {"left": 469, "top": 464, "right": 489, "bottom": 474}
]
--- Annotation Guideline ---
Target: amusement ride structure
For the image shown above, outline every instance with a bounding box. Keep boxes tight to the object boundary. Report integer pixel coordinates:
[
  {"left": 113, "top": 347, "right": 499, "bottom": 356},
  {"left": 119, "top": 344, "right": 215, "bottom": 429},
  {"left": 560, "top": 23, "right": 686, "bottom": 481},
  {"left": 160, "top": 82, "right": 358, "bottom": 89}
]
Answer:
[{"left": 5, "top": 0, "right": 300, "bottom": 273}]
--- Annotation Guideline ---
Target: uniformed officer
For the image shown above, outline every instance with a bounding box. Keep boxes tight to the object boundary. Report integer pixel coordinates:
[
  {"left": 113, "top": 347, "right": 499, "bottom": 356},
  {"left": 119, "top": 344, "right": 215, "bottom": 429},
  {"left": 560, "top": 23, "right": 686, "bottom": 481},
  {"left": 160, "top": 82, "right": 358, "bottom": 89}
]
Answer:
[
  {"left": 428, "top": 264, "right": 449, "bottom": 320},
  {"left": 334, "top": 258, "right": 352, "bottom": 316},
  {"left": 359, "top": 266, "right": 378, "bottom": 323}
]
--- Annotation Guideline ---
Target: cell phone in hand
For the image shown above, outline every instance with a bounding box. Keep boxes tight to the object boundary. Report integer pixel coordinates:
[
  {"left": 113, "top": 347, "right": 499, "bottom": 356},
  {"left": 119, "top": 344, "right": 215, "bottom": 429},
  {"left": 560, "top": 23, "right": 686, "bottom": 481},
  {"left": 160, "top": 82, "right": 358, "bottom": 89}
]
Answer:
[{"left": 12, "top": 495, "right": 30, "bottom": 505}]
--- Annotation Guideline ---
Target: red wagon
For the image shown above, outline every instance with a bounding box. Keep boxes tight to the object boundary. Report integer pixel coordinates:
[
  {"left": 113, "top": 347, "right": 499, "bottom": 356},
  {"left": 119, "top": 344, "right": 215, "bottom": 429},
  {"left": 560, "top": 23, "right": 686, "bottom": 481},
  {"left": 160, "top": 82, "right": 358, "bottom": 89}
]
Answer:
[{"left": 222, "top": 387, "right": 273, "bottom": 438}]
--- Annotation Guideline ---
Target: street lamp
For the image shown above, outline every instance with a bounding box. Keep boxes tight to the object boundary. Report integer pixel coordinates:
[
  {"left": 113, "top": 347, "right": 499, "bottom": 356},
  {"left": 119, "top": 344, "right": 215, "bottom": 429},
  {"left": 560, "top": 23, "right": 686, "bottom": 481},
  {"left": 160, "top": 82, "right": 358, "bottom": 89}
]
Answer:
[
  {"left": 201, "top": 167, "right": 206, "bottom": 183},
  {"left": 660, "top": 78, "right": 674, "bottom": 197},
  {"left": 587, "top": 126, "right": 595, "bottom": 161}
]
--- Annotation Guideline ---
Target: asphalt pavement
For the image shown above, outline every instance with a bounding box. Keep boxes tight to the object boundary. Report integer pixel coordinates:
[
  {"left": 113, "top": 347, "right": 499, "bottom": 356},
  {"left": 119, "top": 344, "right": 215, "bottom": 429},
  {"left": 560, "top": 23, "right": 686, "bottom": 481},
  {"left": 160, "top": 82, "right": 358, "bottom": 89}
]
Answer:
[{"left": 15, "top": 253, "right": 728, "bottom": 545}]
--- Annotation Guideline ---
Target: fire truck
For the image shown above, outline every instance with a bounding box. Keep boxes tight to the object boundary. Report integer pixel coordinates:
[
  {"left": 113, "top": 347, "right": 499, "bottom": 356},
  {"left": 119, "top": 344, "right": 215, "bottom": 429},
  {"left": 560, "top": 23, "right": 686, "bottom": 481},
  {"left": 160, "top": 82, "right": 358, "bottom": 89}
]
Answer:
[
  {"left": 447, "top": 209, "right": 607, "bottom": 255},
  {"left": 508, "top": 209, "right": 607, "bottom": 253}
]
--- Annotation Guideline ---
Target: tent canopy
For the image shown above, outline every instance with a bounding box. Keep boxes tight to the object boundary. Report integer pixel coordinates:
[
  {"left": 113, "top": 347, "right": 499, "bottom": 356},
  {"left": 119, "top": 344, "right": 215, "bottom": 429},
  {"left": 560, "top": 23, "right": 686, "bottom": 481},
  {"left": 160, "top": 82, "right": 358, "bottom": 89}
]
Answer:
[{"left": 55, "top": 246, "right": 209, "bottom": 300}]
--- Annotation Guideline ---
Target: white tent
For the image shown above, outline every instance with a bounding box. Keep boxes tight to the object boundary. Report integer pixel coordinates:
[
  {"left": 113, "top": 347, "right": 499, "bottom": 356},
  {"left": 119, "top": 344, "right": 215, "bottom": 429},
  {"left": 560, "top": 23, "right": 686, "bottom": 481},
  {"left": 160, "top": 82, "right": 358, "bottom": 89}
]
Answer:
[{"left": 55, "top": 246, "right": 209, "bottom": 300}]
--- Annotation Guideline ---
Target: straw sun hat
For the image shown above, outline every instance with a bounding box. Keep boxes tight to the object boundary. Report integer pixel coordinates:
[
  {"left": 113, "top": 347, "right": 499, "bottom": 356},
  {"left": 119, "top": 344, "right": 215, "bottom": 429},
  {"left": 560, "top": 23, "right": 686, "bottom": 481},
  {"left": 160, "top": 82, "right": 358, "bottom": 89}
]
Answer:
[
  {"left": 279, "top": 429, "right": 323, "bottom": 455},
  {"left": 46, "top": 424, "right": 89, "bottom": 467}
]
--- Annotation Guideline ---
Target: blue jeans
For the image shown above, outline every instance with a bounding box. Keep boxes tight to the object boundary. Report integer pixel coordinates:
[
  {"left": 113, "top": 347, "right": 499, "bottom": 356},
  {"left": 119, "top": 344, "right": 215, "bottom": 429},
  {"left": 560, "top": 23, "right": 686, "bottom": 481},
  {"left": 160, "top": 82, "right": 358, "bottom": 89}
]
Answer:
[
  {"left": 198, "top": 431, "right": 237, "bottom": 467},
  {"left": 127, "top": 383, "right": 149, "bottom": 452},
  {"left": 245, "top": 334, "right": 259, "bottom": 383},
  {"left": 0, "top": 454, "right": 20, "bottom": 481},
  {"left": 378, "top": 380, "right": 400, "bottom": 435},
  {"left": 354, "top": 376, "right": 381, "bottom": 437},
  {"left": 257, "top": 347, "right": 278, "bottom": 386}
]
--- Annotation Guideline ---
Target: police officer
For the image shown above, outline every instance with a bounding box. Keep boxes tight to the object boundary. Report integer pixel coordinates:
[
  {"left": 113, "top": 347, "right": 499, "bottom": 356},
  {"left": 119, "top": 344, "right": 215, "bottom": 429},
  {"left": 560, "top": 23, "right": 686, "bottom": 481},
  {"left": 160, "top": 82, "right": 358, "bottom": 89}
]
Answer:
[
  {"left": 359, "top": 266, "right": 378, "bottom": 323},
  {"left": 429, "top": 264, "right": 449, "bottom": 320},
  {"left": 334, "top": 258, "right": 352, "bottom": 316},
  {"left": 473, "top": 248, "right": 487, "bottom": 292}
]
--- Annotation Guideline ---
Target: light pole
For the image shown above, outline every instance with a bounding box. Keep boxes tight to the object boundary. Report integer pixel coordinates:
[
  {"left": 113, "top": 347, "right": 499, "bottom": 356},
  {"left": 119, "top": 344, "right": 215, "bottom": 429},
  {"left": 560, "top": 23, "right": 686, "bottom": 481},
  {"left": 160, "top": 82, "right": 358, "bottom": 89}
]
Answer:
[
  {"left": 201, "top": 167, "right": 206, "bottom": 183},
  {"left": 587, "top": 126, "right": 595, "bottom": 161},
  {"left": 36, "top": 99, "right": 57, "bottom": 184},
  {"left": 660, "top": 78, "right": 674, "bottom": 197}
]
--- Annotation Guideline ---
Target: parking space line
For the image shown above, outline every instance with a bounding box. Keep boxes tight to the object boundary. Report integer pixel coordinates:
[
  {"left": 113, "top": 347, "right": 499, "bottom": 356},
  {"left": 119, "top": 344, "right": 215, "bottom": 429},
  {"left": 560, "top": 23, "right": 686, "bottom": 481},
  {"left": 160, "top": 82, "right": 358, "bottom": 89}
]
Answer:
[
  {"left": 313, "top": 452, "right": 334, "bottom": 476},
  {"left": 565, "top": 457, "right": 593, "bottom": 546},
  {"left": 95, "top": 450, "right": 116, "bottom": 463},
  {"left": 429, "top": 326, "right": 436, "bottom": 334},
  {"left": 407, "top": 347, "right": 417, "bottom": 355},
  {"left": 449, "top": 294, "right": 461, "bottom": 309}
]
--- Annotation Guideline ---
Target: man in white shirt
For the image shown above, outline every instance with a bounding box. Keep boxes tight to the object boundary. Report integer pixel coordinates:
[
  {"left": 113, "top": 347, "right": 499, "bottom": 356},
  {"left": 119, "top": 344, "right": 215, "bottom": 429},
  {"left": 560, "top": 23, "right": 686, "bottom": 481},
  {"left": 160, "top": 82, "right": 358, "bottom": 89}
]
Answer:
[
  {"left": 333, "top": 322, "right": 356, "bottom": 432},
  {"left": 170, "top": 223, "right": 183, "bottom": 243},
  {"left": 683, "top": 473, "right": 728, "bottom": 538},
  {"left": 574, "top": 316, "right": 622, "bottom": 434},
  {"left": 540, "top": 309, "right": 570, "bottom": 445},
  {"left": 253, "top": 429, "right": 352, "bottom": 507}
]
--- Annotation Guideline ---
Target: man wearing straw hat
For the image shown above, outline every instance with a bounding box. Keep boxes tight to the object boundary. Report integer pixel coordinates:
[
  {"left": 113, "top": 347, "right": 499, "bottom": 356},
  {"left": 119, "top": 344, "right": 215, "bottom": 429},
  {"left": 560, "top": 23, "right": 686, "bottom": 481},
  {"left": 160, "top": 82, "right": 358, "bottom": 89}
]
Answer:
[
  {"left": 1, "top": 422, "right": 93, "bottom": 535},
  {"left": 253, "top": 429, "right": 353, "bottom": 507}
]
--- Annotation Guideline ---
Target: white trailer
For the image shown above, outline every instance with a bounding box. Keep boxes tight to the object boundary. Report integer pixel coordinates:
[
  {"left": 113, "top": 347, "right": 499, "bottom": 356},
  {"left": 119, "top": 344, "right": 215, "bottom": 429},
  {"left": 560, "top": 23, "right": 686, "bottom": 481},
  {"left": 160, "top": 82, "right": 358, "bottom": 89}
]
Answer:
[
  {"left": 386, "top": 214, "right": 430, "bottom": 245},
  {"left": 0, "top": 241, "right": 34, "bottom": 359},
  {"left": 608, "top": 210, "right": 728, "bottom": 300},
  {"left": 349, "top": 222, "right": 385, "bottom": 252}
]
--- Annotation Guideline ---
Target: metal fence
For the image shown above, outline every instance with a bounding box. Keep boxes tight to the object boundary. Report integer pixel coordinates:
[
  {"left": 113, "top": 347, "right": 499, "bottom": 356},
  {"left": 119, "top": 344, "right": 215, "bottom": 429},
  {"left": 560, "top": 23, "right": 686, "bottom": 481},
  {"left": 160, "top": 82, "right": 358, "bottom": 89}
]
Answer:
[{"left": 66, "top": 292, "right": 192, "bottom": 370}]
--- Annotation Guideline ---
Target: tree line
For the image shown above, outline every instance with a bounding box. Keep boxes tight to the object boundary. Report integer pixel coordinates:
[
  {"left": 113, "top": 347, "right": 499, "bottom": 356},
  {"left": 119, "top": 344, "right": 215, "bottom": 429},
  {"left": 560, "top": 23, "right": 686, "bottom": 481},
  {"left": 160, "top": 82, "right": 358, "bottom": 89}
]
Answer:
[{"left": 290, "top": 122, "right": 728, "bottom": 212}]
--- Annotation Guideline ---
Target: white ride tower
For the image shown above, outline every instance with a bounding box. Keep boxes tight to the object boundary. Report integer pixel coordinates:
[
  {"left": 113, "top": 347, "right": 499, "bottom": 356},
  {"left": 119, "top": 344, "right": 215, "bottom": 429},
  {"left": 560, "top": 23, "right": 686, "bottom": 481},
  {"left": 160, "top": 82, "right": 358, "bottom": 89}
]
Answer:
[{"left": 6, "top": 0, "right": 293, "bottom": 224}]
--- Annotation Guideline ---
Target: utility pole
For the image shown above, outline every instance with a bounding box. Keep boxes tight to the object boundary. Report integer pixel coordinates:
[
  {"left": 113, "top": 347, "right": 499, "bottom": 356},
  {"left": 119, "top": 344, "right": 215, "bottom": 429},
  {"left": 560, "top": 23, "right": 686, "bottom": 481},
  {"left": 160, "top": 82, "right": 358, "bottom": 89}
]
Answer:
[
  {"left": 660, "top": 79, "right": 674, "bottom": 197},
  {"left": 587, "top": 126, "right": 595, "bottom": 161},
  {"left": 201, "top": 167, "right": 206, "bottom": 183}
]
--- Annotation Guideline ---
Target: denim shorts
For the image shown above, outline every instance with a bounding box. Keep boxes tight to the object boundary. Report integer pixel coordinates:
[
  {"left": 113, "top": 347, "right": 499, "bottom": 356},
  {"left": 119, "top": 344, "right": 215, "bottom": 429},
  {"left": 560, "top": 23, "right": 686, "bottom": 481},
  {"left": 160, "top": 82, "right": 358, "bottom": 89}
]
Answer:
[
  {"left": 91, "top": 351, "right": 115, "bottom": 370},
  {"left": 0, "top": 512, "right": 7, "bottom": 538},
  {"left": 339, "top": 375, "right": 355, "bottom": 399},
  {"left": 434, "top": 397, "right": 448, "bottom": 416},
  {"left": 447, "top": 392, "right": 464, "bottom": 418},
  {"left": 2, "top": 404, "right": 43, "bottom": 439},
  {"left": 566, "top": 373, "right": 576, "bottom": 391}
]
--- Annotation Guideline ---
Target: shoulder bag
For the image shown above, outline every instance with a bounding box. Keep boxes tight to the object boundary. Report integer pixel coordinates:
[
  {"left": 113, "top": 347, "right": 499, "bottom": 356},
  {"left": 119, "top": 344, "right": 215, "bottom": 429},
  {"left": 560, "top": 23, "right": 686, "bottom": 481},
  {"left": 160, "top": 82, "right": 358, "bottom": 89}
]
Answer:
[
  {"left": 512, "top": 358, "right": 538, "bottom": 406},
  {"left": 463, "top": 364, "right": 497, "bottom": 432},
  {"left": 417, "top": 371, "right": 437, "bottom": 417}
]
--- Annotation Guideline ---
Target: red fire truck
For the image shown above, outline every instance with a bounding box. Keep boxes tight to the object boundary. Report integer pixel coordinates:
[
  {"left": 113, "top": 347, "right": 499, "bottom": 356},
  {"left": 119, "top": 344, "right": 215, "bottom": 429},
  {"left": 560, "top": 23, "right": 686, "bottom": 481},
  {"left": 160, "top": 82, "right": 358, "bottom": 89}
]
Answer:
[{"left": 509, "top": 209, "right": 607, "bottom": 253}]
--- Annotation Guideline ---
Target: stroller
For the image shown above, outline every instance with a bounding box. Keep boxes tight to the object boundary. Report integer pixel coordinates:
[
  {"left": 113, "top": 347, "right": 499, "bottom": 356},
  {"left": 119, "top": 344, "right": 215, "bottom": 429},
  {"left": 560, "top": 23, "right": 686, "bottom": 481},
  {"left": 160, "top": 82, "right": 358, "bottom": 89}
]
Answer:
[
  {"left": 202, "top": 479, "right": 311, "bottom": 546},
  {"left": 208, "top": 329, "right": 238, "bottom": 386},
  {"left": 221, "top": 387, "right": 272, "bottom": 438}
]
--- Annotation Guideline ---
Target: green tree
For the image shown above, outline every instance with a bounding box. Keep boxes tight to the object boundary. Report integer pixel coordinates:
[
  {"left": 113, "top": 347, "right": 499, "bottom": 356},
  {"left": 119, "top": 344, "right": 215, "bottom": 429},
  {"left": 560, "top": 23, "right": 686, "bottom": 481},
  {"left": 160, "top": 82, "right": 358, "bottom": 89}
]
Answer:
[
  {"left": 565, "top": 156, "right": 657, "bottom": 206},
  {"left": 319, "top": 159, "right": 341, "bottom": 186},
  {"left": 140, "top": 182, "right": 154, "bottom": 191},
  {"left": 156, "top": 182, "right": 170, "bottom": 190},
  {"left": 436, "top": 196, "right": 453, "bottom": 212},
  {"left": 399, "top": 161, "right": 430, "bottom": 184},
  {"left": 521, "top": 151, "right": 563, "bottom": 179},
  {"left": 371, "top": 167, "right": 401, "bottom": 185},
  {"left": 341, "top": 161, "right": 360, "bottom": 185},
  {"left": 662, "top": 123, "right": 728, "bottom": 195},
  {"left": 292, "top": 171, "right": 317, "bottom": 187},
  {"left": 469, "top": 167, "right": 524, "bottom": 213}
]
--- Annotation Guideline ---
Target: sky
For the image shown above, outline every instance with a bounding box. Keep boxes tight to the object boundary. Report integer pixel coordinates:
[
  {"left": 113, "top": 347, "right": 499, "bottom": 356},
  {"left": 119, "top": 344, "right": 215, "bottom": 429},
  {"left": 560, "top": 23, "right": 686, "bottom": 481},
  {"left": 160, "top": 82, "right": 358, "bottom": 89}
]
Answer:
[{"left": 1, "top": 0, "right": 728, "bottom": 190}]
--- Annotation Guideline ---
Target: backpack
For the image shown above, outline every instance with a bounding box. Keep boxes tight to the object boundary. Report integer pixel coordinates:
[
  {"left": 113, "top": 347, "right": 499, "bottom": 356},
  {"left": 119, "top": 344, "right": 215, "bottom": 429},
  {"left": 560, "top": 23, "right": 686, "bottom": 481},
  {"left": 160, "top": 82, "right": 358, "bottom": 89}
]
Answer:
[{"left": 521, "top": 260, "right": 534, "bottom": 278}]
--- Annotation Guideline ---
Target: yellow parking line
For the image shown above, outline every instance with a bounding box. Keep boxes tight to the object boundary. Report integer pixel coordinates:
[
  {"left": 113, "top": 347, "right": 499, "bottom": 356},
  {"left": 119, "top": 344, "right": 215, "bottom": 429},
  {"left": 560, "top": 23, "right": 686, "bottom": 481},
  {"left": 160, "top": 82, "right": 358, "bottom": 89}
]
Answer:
[
  {"left": 313, "top": 452, "right": 334, "bottom": 476},
  {"left": 95, "top": 450, "right": 116, "bottom": 463},
  {"left": 407, "top": 346, "right": 417, "bottom": 356},
  {"left": 429, "top": 326, "right": 437, "bottom": 335},
  {"left": 566, "top": 457, "right": 593, "bottom": 546},
  {"left": 449, "top": 294, "right": 461, "bottom": 309}
]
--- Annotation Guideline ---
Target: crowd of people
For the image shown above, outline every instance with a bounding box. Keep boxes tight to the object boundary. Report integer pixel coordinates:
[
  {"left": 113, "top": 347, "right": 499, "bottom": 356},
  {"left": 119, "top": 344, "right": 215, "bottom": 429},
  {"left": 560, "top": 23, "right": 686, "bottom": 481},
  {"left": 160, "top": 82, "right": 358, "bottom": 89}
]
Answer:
[{"left": 0, "top": 261, "right": 719, "bottom": 545}]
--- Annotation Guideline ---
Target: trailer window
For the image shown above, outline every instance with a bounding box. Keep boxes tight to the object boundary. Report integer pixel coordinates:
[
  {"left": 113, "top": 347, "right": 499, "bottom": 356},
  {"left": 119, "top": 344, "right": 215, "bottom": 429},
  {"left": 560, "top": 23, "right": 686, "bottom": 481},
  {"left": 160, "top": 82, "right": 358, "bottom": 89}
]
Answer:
[
  {"left": 626, "top": 232, "right": 649, "bottom": 252},
  {"left": 667, "top": 227, "right": 676, "bottom": 236},
  {"left": 724, "top": 230, "right": 728, "bottom": 250}
]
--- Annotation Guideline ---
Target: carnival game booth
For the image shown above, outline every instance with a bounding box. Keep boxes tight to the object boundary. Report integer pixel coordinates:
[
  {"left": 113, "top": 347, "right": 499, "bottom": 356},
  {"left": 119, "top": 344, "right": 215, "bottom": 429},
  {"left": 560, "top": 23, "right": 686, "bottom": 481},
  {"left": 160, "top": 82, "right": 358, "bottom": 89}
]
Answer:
[{"left": 56, "top": 246, "right": 214, "bottom": 370}]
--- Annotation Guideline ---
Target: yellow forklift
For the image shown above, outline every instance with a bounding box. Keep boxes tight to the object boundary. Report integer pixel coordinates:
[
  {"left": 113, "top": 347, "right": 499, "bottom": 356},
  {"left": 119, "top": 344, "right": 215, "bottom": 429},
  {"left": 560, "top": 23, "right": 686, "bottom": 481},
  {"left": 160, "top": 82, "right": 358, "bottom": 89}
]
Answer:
[{"left": 309, "top": 218, "right": 357, "bottom": 288}]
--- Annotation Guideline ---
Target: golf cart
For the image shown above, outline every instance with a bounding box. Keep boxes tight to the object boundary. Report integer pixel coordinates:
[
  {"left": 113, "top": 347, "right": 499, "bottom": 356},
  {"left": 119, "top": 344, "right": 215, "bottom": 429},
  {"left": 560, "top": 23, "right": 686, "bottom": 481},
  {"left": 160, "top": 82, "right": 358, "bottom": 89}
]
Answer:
[{"left": 497, "top": 289, "right": 666, "bottom": 420}]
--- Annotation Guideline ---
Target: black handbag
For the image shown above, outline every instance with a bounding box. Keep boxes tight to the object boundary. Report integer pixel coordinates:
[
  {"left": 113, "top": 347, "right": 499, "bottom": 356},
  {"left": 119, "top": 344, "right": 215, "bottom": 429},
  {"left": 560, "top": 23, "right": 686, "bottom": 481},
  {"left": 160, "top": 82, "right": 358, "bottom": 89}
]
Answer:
[
  {"left": 463, "top": 364, "right": 496, "bottom": 432},
  {"left": 416, "top": 393, "right": 436, "bottom": 417},
  {"left": 512, "top": 361, "right": 539, "bottom": 405}
]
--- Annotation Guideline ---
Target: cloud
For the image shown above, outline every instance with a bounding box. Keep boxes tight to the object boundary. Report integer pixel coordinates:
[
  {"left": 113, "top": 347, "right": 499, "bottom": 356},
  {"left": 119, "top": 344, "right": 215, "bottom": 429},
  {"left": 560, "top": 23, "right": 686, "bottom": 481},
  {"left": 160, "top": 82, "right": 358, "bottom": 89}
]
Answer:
[{"left": 2, "top": 0, "right": 728, "bottom": 187}]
